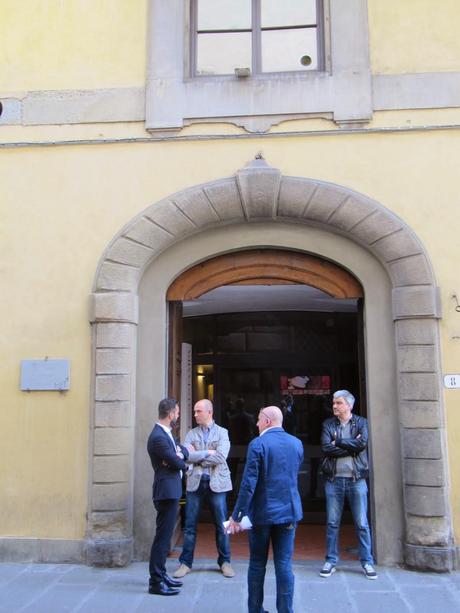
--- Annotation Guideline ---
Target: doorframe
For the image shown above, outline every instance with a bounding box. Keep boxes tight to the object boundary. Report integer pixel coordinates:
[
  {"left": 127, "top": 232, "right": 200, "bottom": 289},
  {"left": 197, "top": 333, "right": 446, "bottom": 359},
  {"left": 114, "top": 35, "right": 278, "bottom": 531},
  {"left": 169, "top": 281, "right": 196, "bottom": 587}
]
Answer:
[{"left": 88, "top": 159, "right": 453, "bottom": 571}]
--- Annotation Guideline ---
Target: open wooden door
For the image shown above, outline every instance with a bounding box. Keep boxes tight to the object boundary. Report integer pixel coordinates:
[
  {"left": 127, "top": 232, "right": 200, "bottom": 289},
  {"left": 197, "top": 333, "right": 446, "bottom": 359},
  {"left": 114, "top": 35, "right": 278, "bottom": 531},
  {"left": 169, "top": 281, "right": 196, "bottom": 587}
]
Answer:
[{"left": 168, "top": 301, "right": 183, "bottom": 403}]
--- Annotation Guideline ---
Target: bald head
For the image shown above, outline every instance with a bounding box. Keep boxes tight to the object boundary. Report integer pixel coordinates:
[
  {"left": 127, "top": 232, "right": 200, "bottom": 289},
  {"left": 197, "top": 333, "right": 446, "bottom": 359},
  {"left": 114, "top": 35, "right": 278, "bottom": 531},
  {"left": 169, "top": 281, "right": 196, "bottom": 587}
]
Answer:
[
  {"left": 257, "top": 405, "right": 283, "bottom": 434},
  {"left": 194, "top": 399, "right": 213, "bottom": 427}
]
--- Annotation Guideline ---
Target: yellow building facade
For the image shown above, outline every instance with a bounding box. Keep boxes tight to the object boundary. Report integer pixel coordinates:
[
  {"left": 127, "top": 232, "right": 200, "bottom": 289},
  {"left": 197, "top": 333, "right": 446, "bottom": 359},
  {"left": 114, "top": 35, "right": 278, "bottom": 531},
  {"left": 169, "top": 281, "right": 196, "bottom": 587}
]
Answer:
[{"left": 1, "top": 1, "right": 460, "bottom": 570}]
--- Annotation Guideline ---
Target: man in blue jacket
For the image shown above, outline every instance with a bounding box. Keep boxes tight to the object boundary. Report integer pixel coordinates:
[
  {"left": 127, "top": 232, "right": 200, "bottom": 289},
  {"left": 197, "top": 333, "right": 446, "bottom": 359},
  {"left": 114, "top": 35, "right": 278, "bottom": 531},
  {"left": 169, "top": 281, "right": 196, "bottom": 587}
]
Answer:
[{"left": 228, "top": 405, "right": 304, "bottom": 613}]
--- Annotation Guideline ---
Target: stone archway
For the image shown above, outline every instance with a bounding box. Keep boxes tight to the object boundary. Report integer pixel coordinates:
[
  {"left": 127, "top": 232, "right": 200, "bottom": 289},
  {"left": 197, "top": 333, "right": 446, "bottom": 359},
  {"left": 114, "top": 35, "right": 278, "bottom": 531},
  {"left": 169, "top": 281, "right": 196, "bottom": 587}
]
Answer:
[{"left": 88, "top": 158, "right": 453, "bottom": 571}]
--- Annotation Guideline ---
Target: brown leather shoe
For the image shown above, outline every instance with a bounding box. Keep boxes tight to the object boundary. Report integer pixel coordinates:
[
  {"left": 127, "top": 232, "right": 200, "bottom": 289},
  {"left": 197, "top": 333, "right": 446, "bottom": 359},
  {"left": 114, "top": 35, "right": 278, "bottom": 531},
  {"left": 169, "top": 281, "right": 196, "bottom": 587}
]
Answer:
[
  {"left": 173, "top": 563, "right": 191, "bottom": 578},
  {"left": 221, "top": 562, "right": 235, "bottom": 578}
]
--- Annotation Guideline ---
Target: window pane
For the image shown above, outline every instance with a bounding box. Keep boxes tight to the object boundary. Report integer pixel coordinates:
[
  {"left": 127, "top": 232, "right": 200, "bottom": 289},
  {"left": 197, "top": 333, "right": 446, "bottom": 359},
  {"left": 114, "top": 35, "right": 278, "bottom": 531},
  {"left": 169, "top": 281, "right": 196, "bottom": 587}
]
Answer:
[
  {"left": 261, "top": 28, "right": 318, "bottom": 72},
  {"left": 196, "top": 32, "right": 252, "bottom": 75},
  {"left": 261, "top": 0, "right": 317, "bottom": 28},
  {"left": 197, "top": 0, "right": 251, "bottom": 31}
]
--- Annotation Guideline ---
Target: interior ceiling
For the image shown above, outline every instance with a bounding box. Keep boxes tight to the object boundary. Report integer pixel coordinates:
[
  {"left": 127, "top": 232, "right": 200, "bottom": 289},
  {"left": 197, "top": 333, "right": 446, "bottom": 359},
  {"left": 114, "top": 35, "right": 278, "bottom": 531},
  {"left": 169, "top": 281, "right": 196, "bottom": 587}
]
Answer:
[{"left": 182, "top": 284, "right": 358, "bottom": 317}]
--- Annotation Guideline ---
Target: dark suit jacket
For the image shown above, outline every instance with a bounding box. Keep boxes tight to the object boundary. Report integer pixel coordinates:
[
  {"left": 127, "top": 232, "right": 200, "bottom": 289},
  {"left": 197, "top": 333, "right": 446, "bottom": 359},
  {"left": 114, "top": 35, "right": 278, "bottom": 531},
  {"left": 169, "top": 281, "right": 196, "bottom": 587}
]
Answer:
[
  {"left": 147, "top": 424, "right": 189, "bottom": 501},
  {"left": 231, "top": 427, "right": 304, "bottom": 525}
]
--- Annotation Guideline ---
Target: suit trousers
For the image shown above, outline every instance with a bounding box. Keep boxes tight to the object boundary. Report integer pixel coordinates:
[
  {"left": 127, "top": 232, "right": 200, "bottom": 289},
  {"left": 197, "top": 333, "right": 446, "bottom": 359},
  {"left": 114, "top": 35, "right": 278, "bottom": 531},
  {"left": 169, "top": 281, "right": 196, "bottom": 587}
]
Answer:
[{"left": 149, "top": 498, "right": 179, "bottom": 585}]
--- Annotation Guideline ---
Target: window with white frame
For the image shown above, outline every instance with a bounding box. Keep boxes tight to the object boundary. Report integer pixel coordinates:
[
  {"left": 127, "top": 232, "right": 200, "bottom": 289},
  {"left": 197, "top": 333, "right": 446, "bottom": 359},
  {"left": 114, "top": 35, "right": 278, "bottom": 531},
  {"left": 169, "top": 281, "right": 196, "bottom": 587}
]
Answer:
[{"left": 192, "top": 0, "right": 324, "bottom": 77}]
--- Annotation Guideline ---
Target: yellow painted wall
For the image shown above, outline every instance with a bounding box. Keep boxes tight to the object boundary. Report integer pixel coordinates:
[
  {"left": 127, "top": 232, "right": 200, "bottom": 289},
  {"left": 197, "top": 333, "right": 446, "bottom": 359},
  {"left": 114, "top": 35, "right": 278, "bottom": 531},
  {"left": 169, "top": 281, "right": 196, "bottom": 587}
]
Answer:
[
  {"left": 1, "top": 127, "right": 460, "bottom": 540},
  {"left": 0, "top": 0, "right": 147, "bottom": 91},
  {"left": 1, "top": 0, "right": 460, "bottom": 548},
  {"left": 369, "top": 0, "right": 460, "bottom": 74},
  {"left": 1, "top": 0, "right": 459, "bottom": 94}
]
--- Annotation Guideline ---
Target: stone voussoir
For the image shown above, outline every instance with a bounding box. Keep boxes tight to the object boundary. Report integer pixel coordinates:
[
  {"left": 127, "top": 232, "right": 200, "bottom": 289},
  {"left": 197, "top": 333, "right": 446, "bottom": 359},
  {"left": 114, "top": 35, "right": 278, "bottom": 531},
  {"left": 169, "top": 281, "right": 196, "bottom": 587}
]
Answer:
[
  {"left": 93, "top": 455, "right": 130, "bottom": 483},
  {"left": 328, "top": 193, "right": 376, "bottom": 232},
  {"left": 277, "top": 176, "right": 318, "bottom": 218},
  {"left": 392, "top": 286, "right": 441, "bottom": 320},
  {"left": 399, "top": 373, "right": 440, "bottom": 401},
  {"left": 405, "top": 484, "right": 446, "bottom": 517},
  {"left": 304, "top": 183, "right": 348, "bottom": 223},
  {"left": 203, "top": 178, "right": 245, "bottom": 222},
  {"left": 405, "top": 514, "right": 451, "bottom": 546},
  {"left": 399, "top": 401, "right": 443, "bottom": 428},
  {"left": 389, "top": 254, "right": 433, "bottom": 287},
  {"left": 397, "top": 345, "right": 437, "bottom": 373},
  {"left": 124, "top": 216, "right": 174, "bottom": 251},
  {"left": 92, "top": 483, "right": 130, "bottom": 512},
  {"left": 106, "top": 237, "right": 154, "bottom": 269},
  {"left": 403, "top": 428, "right": 442, "bottom": 459},
  {"left": 404, "top": 458, "right": 445, "bottom": 487},
  {"left": 96, "top": 348, "right": 132, "bottom": 375},
  {"left": 90, "top": 292, "right": 139, "bottom": 324},
  {"left": 145, "top": 197, "right": 195, "bottom": 236},
  {"left": 94, "top": 401, "right": 132, "bottom": 427},
  {"left": 350, "top": 208, "right": 402, "bottom": 244},
  {"left": 97, "top": 262, "right": 138, "bottom": 292},
  {"left": 94, "top": 427, "right": 131, "bottom": 455},
  {"left": 237, "top": 160, "right": 282, "bottom": 219},
  {"left": 173, "top": 188, "right": 221, "bottom": 228},
  {"left": 89, "top": 511, "right": 130, "bottom": 537},
  {"left": 372, "top": 229, "right": 422, "bottom": 262},
  {"left": 95, "top": 374, "right": 131, "bottom": 402},
  {"left": 396, "top": 319, "right": 437, "bottom": 346},
  {"left": 96, "top": 322, "right": 134, "bottom": 348}
]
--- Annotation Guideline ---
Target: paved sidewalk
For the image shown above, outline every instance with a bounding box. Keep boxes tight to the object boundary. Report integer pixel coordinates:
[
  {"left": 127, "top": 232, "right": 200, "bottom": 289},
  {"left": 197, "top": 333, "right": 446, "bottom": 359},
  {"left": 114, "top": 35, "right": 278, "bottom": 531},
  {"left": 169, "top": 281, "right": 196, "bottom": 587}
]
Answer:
[{"left": 1, "top": 559, "right": 460, "bottom": 613}]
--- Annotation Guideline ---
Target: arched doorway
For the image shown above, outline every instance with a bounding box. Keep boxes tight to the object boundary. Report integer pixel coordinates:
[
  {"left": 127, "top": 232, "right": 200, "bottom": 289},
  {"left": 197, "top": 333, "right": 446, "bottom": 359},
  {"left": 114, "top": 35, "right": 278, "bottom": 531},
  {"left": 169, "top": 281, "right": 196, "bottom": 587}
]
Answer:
[
  {"left": 88, "top": 159, "right": 453, "bottom": 571},
  {"left": 166, "top": 248, "right": 366, "bottom": 552}
]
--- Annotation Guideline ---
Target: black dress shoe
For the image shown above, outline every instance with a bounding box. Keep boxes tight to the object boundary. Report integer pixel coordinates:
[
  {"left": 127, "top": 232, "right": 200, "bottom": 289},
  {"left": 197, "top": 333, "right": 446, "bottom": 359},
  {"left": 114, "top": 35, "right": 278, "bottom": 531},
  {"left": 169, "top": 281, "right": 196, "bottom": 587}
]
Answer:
[
  {"left": 148, "top": 580, "right": 180, "bottom": 596},
  {"left": 163, "top": 574, "right": 183, "bottom": 588}
]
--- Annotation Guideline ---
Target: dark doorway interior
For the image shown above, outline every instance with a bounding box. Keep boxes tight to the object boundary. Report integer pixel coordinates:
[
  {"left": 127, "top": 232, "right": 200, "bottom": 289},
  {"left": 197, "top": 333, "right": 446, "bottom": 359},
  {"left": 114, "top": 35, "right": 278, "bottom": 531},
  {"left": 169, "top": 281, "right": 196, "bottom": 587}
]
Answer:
[{"left": 183, "top": 309, "right": 366, "bottom": 523}]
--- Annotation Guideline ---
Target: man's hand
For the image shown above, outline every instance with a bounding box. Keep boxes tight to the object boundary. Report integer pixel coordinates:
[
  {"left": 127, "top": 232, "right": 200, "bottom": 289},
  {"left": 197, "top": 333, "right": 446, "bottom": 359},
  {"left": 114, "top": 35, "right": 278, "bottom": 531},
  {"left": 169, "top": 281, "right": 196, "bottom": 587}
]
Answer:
[
  {"left": 176, "top": 445, "right": 184, "bottom": 459},
  {"left": 186, "top": 443, "right": 195, "bottom": 452},
  {"left": 226, "top": 517, "right": 242, "bottom": 534},
  {"left": 207, "top": 449, "right": 217, "bottom": 456}
]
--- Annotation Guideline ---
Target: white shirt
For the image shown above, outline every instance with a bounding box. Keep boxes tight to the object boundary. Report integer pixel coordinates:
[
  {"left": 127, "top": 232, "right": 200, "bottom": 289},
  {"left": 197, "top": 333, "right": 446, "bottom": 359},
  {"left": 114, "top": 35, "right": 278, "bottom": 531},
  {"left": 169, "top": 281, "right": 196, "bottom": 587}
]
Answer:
[
  {"left": 157, "top": 421, "right": 182, "bottom": 477},
  {"left": 260, "top": 425, "right": 278, "bottom": 436},
  {"left": 156, "top": 422, "right": 175, "bottom": 449}
]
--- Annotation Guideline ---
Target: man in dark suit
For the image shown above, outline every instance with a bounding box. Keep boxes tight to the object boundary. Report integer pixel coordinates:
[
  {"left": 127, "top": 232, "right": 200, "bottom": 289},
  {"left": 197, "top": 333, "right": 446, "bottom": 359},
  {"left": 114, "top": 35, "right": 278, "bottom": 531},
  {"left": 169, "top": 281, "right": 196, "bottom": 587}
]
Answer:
[
  {"left": 147, "top": 397, "right": 189, "bottom": 596},
  {"left": 228, "top": 406, "right": 304, "bottom": 613}
]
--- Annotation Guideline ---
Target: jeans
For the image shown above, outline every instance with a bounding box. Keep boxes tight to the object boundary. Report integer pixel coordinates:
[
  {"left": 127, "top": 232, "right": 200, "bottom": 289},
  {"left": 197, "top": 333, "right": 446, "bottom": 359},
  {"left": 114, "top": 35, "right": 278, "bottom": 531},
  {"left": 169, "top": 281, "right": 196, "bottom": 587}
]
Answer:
[
  {"left": 179, "top": 477, "right": 230, "bottom": 568},
  {"left": 248, "top": 523, "right": 296, "bottom": 613},
  {"left": 325, "top": 477, "right": 374, "bottom": 565}
]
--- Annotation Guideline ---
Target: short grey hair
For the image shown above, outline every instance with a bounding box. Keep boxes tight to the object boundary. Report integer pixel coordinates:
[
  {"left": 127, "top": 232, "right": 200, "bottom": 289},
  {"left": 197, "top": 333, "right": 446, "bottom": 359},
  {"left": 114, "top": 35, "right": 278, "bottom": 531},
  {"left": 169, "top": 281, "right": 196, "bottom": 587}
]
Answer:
[{"left": 333, "top": 390, "right": 355, "bottom": 409}]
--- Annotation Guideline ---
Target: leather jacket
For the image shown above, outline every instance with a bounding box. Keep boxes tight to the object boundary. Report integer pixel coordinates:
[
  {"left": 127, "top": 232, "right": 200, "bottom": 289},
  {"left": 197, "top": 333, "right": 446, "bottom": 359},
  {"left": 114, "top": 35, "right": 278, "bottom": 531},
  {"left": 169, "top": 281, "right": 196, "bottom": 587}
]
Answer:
[{"left": 320, "top": 414, "right": 369, "bottom": 481}]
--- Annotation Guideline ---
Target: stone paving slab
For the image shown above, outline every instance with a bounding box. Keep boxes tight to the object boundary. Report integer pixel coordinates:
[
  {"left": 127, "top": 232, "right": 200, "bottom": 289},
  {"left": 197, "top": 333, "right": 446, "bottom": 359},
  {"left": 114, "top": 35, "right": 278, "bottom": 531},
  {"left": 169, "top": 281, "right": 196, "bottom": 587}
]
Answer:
[{"left": 1, "top": 560, "right": 460, "bottom": 613}]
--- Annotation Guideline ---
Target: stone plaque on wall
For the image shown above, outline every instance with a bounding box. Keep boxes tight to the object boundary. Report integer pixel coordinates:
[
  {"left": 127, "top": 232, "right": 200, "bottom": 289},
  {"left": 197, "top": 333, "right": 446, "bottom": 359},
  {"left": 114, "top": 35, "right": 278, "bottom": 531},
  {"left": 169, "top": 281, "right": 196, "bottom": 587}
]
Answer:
[{"left": 20, "top": 359, "right": 70, "bottom": 391}]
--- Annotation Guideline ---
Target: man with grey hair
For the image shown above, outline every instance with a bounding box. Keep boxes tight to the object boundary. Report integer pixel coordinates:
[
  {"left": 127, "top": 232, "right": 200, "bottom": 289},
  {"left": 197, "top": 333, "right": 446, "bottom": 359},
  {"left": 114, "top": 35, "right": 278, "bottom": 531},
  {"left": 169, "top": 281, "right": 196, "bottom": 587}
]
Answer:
[{"left": 320, "top": 390, "right": 377, "bottom": 580}]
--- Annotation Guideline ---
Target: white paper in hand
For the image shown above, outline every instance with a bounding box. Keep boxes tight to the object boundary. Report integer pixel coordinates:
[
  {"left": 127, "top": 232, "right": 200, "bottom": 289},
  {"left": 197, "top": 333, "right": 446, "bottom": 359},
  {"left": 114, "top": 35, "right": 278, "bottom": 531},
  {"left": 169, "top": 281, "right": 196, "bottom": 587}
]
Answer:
[{"left": 223, "top": 516, "right": 253, "bottom": 534}]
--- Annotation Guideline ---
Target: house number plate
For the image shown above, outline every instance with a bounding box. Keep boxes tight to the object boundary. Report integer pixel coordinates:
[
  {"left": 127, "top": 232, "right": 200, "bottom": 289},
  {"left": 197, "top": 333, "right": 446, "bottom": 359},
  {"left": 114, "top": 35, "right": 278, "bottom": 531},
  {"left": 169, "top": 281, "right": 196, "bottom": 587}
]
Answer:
[{"left": 444, "top": 374, "right": 460, "bottom": 389}]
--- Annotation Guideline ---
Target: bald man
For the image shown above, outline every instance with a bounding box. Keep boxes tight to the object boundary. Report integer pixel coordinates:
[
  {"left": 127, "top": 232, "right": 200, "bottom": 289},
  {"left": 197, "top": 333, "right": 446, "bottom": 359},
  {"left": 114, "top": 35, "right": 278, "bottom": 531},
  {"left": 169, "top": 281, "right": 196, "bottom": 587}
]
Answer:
[
  {"left": 173, "top": 399, "right": 234, "bottom": 579},
  {"left": 228, "top": 406, "right": 304, "bottom": 613}
]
